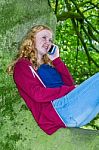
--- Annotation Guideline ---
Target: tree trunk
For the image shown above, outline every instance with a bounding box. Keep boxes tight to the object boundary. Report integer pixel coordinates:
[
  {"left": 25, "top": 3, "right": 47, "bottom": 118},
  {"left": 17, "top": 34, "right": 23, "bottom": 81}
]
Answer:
[
  {"left": 0, "top": 0, "right": 99, "bottom": 150},
  {"left": 0, "top": 0, "right": 57, "bottom": 53}
]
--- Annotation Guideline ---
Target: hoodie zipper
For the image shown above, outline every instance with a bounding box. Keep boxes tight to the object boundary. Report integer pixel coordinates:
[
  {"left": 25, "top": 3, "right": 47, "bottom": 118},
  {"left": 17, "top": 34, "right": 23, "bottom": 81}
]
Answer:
[{"left": 29, "top": 65, "right": 46, "bottom": 88}]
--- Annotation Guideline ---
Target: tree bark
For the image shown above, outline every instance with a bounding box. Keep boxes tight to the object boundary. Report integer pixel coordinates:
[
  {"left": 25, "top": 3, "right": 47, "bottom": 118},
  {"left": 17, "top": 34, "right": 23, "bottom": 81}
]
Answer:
[{"left": 0, "top": 0, "right": 57, "bottom": 53}]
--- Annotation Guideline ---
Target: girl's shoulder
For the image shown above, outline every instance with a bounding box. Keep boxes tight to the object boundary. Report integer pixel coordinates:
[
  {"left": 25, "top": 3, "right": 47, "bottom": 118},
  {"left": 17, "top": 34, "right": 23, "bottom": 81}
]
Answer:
[
  {"left": 14, "top": 58, "right": 33, "bottom": 74},
  {"left": 15, "top": 58, "right": 32, "bottom": 66}
]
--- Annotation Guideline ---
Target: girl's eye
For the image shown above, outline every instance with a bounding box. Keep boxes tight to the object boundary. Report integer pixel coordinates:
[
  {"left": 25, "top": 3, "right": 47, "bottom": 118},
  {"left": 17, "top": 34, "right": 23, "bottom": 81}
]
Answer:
[
  {"left": 42, "top": 37, "right": 53, "bottom": 43},
  {"left": 42, "top": 36, "right": 46, "bottom": 39}
]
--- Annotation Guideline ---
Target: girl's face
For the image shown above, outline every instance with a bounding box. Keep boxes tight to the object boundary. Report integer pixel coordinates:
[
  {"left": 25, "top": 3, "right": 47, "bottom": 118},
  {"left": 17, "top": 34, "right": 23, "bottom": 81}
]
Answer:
[{"left": 35, "top": 29, "right": 53, "bottom": 58}]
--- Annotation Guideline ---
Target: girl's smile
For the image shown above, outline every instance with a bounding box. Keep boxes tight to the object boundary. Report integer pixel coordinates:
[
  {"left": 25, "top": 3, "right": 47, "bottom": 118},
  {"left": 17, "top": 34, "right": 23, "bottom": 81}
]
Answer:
[{"left": 35, "top": 29, "right": 53, "bottom": 59}]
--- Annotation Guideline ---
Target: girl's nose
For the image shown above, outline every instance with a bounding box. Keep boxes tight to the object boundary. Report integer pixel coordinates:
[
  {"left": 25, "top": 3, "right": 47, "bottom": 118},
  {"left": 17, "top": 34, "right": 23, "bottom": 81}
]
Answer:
[{"left": 46, "top": 38, "right": 51, "bottom": 44}]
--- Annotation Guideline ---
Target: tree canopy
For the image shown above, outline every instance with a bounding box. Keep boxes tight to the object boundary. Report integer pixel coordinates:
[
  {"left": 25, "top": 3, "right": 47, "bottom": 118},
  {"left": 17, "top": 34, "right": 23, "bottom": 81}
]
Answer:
[{"left": 48, "top": 0, "right": 99, "bottom": 67}]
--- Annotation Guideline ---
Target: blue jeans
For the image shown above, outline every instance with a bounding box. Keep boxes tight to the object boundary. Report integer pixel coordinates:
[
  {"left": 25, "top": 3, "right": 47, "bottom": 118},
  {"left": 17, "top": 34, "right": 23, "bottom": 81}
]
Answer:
[{"left": 52, "top": 73, "right": 99, "bottom": 127}]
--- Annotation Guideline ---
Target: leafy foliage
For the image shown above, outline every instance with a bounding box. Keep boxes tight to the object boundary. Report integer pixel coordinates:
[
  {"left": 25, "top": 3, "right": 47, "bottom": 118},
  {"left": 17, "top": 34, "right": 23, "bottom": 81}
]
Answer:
[
  {"left": 49, "top": 0, "right": 99, "bottom": 67},
  {"left": 55, "top": 21, "right": 99, "bottom": 84}
]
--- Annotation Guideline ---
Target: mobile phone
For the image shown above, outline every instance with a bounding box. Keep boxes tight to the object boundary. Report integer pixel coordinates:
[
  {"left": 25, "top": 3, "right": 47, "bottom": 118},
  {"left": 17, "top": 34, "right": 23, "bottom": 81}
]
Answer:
[{"left": 48, "top": 45, "right": 56, "bottom": 55}]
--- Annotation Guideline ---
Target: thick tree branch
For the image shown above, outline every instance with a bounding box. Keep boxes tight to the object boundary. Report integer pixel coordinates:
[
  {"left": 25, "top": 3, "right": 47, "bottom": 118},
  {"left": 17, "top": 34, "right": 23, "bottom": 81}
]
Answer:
[{"left": 57, "top": 11, "right": 82, "bottom": 21}]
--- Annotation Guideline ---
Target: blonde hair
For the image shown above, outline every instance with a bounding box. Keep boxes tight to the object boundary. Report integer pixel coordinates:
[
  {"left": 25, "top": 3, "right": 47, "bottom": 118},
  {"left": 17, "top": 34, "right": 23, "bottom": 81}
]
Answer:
[{"left": 7, "top": 25, "right": 53, "bottom": 74}]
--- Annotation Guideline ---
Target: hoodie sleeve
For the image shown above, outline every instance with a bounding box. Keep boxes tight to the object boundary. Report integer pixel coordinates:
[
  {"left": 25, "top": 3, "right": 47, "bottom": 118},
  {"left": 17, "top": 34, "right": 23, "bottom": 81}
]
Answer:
[
  {"left": 52, "top": 57, "right": 75, "bottom": 86},
  {"left": 13, "top": 60, "right": 75, "bottom": 103}
]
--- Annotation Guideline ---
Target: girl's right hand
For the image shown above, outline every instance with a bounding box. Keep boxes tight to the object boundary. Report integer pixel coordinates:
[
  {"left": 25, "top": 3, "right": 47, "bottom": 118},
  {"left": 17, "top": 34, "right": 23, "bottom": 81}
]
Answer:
[{"left": 47, "top": 44, "right": 59, "bottom": 61}]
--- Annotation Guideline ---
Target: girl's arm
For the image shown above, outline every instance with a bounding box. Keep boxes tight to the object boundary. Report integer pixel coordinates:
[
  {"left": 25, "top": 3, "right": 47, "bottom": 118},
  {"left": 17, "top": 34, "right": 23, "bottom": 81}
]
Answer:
[
  {"left": 14, "top": 61, "right": 75, "bottom": 103},
  {"left": 52, "top": 57, "right": 75, "bottom": 86},
  {"left": 47, "top": 45, "right": 75, "bottom": 86}
]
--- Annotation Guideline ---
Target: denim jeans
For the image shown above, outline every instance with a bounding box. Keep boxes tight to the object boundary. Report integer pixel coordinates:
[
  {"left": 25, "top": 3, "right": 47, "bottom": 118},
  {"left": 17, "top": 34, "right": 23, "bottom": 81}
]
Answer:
[{"left": 52, "top": 73, "right": 99, "bottom": 127}]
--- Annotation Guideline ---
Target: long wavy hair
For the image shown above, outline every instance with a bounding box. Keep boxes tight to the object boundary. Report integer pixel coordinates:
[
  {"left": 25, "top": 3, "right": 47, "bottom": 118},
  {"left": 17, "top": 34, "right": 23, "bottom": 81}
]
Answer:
[{"left": 7, "top": 25, "right": 53, "bottom": 74}]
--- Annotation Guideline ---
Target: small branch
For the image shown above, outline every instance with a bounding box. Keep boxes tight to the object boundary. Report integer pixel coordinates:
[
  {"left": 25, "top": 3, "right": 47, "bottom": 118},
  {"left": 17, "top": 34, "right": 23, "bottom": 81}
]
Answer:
[
  {"left": 87, "top": 25, "right": 99, "bottom": 43},
  {"left": 76, "top": 1, "right": 92, "bottom": 8},
  {"left": 64, "top": 0, "right": 71, "bottom": 10},
  {"left": 83, "top": 6, "right": 95, "bottom": 13},
  {"left": 55, "top": 0, "right": 58, "bottom": 14},
  {"left": 86, "top": 15, "right": 98, "bottom": 19},
  {"left": 75, "top": 20, "right": 80, "bottom": 62},
  {"left": 71, "top": 1, "right": 93, "bottom": 12},
  {"left": 72, "top": 19, "right": 90, "bottom": 64},
  {"left": 90, "top": 2, "right": 99, "bottom": 9},
  {"left": 48, "top": 0, "right": 51, "bottom": 8}
]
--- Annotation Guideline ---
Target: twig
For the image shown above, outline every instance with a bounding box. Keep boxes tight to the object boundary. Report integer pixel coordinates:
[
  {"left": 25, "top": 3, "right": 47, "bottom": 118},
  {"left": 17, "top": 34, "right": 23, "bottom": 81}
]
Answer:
[
  {"left": 83, "top": 6, "right": 95, "bottom": 13},
  {"left": 48, "top": 0, "right": 51, "bottom": 8},
  {"left": 55, "top": 0, "right": 58, "bottom": 14}
]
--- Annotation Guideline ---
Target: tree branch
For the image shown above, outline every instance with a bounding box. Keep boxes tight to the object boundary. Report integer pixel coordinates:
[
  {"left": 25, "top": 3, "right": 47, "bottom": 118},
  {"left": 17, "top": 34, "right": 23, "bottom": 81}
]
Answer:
[
  {"left": 71, "top": 1, "right": 93, "bottom": 12},
  {"left": 90, "top": 2, "right": 99, "bottom": 9},
  {"left": 57, "top": 11, "right": 82, "bottom": 21},
  {"left": 55, "top": 0, "right": 58, "bottom": 14},
  {"left": 71, "top": 18, "right": 99, "bottom": 67},
  {"left": 48, "top": 0, "right": 51, "bottom": 8},
  {"left": 83, "top": 6, "right": 96, "bottom": 13},
  {"left": 87, "top": 25, "right": 99, "bottom": 43},
  {"left": 64, "top": 0, "right": 71, "bottom": 10},
  {"left": 71, "top": 0, "right": 99, "bottom": 35},
  {"left": 81, "top": 25, "right": 99, "bottom": 53}
]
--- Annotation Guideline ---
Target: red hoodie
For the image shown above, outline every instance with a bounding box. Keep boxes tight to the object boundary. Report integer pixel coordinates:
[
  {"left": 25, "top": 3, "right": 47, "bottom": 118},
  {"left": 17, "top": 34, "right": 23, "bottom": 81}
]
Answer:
[{"left": 13, "top": 57, "right": 75, "bottom": 135}]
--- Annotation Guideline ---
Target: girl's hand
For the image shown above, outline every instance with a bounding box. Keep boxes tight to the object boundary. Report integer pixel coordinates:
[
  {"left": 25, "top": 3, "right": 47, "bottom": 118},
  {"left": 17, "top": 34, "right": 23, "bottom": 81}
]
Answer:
[{"left": 47, "top": 44, "right": 59, "bottom": 61}]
